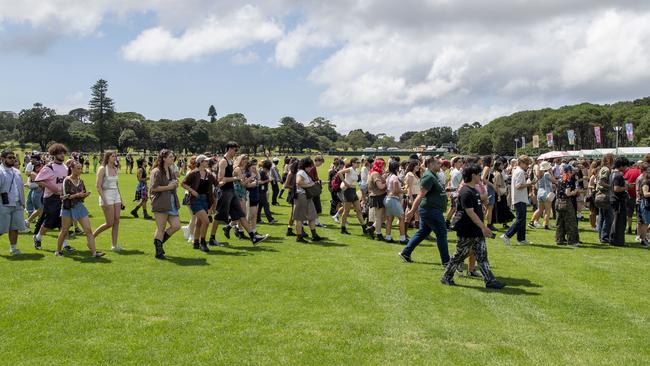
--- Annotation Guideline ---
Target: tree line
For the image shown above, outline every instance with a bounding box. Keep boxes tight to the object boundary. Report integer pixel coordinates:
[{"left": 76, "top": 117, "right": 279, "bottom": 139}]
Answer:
[{"left": 1, "top": 79, "right": 649, "bottom": 155}]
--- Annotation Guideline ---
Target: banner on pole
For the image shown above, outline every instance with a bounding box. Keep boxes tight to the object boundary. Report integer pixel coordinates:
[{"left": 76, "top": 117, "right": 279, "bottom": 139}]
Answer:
[
  {"left": 546, "top": 133, "right": 554, "bottom": 147},
  {"left": 521, "top": 136, "right": 526, "bottom": 148},
  {"left": 625, "top": 123, "right": 634, "bottom": 141},
  {"left": 567, "top": 130, "right": 575, "bottom": 145},
  {"left": 533, "top": 135, "right": 539, "bottom": 148},
  {"left": 594, "top": 126, "right": 601, "bottom": 144}
]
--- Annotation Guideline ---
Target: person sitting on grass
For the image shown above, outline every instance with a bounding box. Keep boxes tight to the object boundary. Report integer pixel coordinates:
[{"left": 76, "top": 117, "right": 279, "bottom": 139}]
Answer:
[
  {"left": 56, "top": 160, "right": 104, "bottom": 257},
  {"left": 441, "top": 163, "right": 504, "bottom": 289}
]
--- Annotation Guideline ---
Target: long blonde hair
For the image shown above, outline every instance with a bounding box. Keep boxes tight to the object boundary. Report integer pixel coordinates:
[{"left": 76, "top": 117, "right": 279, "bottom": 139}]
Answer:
[{"left": 101, "top": 150, "right": 116, "bottom": 167}]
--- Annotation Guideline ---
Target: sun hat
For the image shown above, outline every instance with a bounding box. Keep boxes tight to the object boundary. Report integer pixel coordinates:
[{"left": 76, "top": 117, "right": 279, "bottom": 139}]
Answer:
[
  {"left": 196, "top": 154, "right": 208, "bottom": 164},
  {"left": 539, "top": 161, "right": 552, "bottom": 171}
]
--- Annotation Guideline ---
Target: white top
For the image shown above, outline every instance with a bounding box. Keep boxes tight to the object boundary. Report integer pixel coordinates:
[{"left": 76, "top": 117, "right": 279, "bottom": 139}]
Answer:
[
  {"left": 25, "top": 162, "right": 34, "bottom": 175},
  {"left": 437, "top": 171, "right": 447, "bottom": 187},
  {"left": 102, "top": 166, "right": 119, "bottom": 190},
  {"left": 360, "top": 166, "right": 370, "bottom": 185},
  {"left": 511, "top": 167, "right": 528, "bottom": 204},
  {"left": 344, "top": 168, "right": 358, "bottom": 187},
  {"left": 450, "top": 168, "right": 462, "bottom": 189},
  {"left": 405, "top": 172, "right": 420, "bottom": 196},
  {"left": 296, "top": 169, "right": 312, "bottom": 194}
]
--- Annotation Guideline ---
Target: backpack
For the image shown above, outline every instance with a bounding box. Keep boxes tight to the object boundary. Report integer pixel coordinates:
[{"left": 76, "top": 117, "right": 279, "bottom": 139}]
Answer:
[{"left": 330, "top": 174, "right": 342, "bottom": 192}]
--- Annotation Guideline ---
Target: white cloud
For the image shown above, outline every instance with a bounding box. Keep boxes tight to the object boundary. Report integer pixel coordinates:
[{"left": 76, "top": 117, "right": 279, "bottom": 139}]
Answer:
[
  {"left": 121, "top": 5, "right": 282, "bottom": 63},
  {"left": 51, "top": 91, "right": 86, "bottom": 115},
  {"left": 231, "top": 50, "right": 260, "bottom": 64},
  {"left": 273, "top": 24, "right": 333, "bottom": 67}
]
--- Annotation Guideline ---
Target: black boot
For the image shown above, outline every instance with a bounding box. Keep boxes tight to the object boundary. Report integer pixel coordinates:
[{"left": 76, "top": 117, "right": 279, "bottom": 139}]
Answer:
[
  {"left": 162, "top": 231, "right": 171, "bottom": 244},
  {"left": 142, "top": 210, "right": 152, "bottom": 220},
  {"left": 311, "top": 229, "right": 323, "bottom": 242},
  {"left": 199, "top": 239, "right": 209, "bottom": 252},
  {"left": 286, "top": 227, "right": 296, "bottom": 237},
  {"left": 341, "top": 226, "right": 351, "bottom": 235},
  {"left": 154, "top": 239, "right": 165, "bottom": 260},
  {"left": 193, "top": 239, "right": 200, "bottom": 250},
  {"left": 130, "top": 207, "right": 139, "bottom": 218}
]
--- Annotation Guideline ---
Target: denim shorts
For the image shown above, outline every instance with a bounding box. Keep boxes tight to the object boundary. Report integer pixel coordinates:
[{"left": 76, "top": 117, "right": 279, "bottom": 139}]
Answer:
[
  {"left": 61, "top": 203, "right": 89, "bottom": 221},
  {"left": 190, "top": 194, "right": 209, "bottom": 214},
  {"left": 384, "top": 196, "right": 404, "bottom": 217}
]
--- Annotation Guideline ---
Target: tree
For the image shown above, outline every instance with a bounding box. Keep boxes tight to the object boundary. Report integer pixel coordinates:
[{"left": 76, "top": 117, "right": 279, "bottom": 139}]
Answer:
[
  {"left": 18, "top": 103, "right": 56, "bottom": 151},
  {"left": 118, "top": 129, "right": 138, "bottom": 152},
  {"left": 89, "top": 79, "right": 115, "bottom": 152},
  {"left": 346, "top": 129, "right": 371, "bottom": 150},
  {"left": 307, "top": 117, "right": 339, "bottom": 142},
  {"left": 208, "top": 105, "right": 217, "bottom": 123},
  {"left": 68, "top": 108, "right": 90, "bottom": 123}
]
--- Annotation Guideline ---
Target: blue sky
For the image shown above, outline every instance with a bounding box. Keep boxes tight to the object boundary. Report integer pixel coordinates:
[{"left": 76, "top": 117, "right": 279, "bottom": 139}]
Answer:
[{"left": 2, "top": 1, "right": 650, "bottom": 137}]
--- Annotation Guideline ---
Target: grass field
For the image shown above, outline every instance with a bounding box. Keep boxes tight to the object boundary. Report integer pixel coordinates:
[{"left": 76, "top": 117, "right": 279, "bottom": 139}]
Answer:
[{"left": 1, "top": 157, "right": 650, "bottom": 365}]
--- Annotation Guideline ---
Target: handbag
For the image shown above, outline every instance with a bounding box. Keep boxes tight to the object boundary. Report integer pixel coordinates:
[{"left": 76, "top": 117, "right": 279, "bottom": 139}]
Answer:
[
  {"left": 305, "top": 182, "right": 322, "bottom": 199},
  {"left": 555, "top": 197, "right": 569, "bottom": 212},
  {"left": 594, "top": 191, "right": 610, "bottom": 209},
  {"left": 449, "top": 210, "right": 463, "bottom": 231}
]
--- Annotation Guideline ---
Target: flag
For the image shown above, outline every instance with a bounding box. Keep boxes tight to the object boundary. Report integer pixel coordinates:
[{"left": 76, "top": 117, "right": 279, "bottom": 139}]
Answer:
[
  {"left": 594, "top": 126, "right": 601, "bottom": 144},
  {"left": 625, "top": 123, "right": 634, "bottom": 141},
  {"left": 533, "top": 135, "right": 539, "bottom": 148},
  {"left": 521, "top": 136, "right": 526, "bottom": 148},
  {"left": 567, "top": 130, "right": 575, "bottom": 145},
  {"left": 546, "top": 133, "right": 554, "bottom": 147}
]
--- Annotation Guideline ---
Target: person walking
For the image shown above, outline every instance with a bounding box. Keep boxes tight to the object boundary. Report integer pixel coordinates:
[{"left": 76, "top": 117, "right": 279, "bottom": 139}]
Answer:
[
  {"left": 367, "top": 159, "right": 387, "bottom": 240},
  {"left": 398, "top": 156, "right": 450, "bottom": 265},
  {"left": 529, "top": 161, "right": 555, "bottom": 230},
  {"left": 337, "top": 158, "right": 369, "bottom": 236},
  {"left": 182, "top": 154, "right": 216, "bottom": 253},
  {"left": 555, "top": 165, "right": 580, "bottom": 246},
  {"left": 150, "top": 149, "right": 182, "bottom": 259},
  {"left": 493, "top": 159, "right": 514, "bottom": 229},
  {"left": 213, "top": 142, "right": 268, "bottom": 245},
  {"left": 501, "top": 155, "right": 534, "bottom": 245},
  {"left": 596, "top": 154, "right": 615, "bottom": 244},
  {"left": 638, "top": 163, "right": 650, "bottom": 247},
  {"left": 270, "top": 157, "right": 282, "bottom": 206},
  {"left": 610, "top": 157, "right": 630, "bottom": 246},
  {"left": 258, "top": 159, "right": 277, "bottom": 224},
  {"left": 130, "top": 158, "right": 152, "bottom": 219},
  {"left": 384, "top": 160, "right": 407, "bottom": 244},
  {"left": 0, "top": 150, "right": 27, "bottom": 255},
  {"left": 125, "top": 153, "right": 134, "bottom": 174},
  {"left": 56, "top": 160, "right": 104, "bottom": 257},
  {"left": 33, "top": 144, "right": 75, "bottom": 252},
  {"left": 294, "top": 157, "right": 324, "bottom": 243},
  {"left": 25, "top": 160, "right": 44, "bottom": 228},
  {"left": 308, "top": 155, "right": 326, "bottom": 228},
  {"left": 441, "top": 163, "right": 505, "bottom": 289},
  {"left": 93, "top": 151, "right": 124, "bottom": 252}
]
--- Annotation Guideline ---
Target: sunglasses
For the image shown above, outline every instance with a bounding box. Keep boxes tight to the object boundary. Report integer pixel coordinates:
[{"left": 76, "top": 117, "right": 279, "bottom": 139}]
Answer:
[{"left": 5, "top": 156, "right": 16, "bottom": 160}]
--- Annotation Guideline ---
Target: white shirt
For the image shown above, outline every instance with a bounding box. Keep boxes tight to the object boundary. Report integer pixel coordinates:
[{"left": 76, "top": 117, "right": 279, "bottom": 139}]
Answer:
[
  {"left": 296, "top": 169, "right": 312, "bottom": 194},
  {"left": 511, "top": 167, "right": 528, "bottom": 205},
  {"left": 360, "top": 166, "right": 370, "bottom": 185},
  {"left": 437, "top": 171, "right": 447, "bottom": 187},
  {"left": 344, "top": 168, "right": 359, "bottom": 187},
  {"left": 25, "top": 162, "right": 34, "bottom": 175},
  {"left": 450, "top": 168, "right": 462, "bottom": 189}
]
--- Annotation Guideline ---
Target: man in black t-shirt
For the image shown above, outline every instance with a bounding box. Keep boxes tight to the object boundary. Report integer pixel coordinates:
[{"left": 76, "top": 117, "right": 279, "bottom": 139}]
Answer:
[
  {"left": 609, "top": 157, "right": 630, "bottom": 246},
  {"left": 441, "top": 163, "right": 505, "bottom": 289}
]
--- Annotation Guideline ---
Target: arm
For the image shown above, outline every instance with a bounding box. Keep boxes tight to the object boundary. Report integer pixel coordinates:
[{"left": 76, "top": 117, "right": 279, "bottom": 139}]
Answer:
[
  {"left": 296, "top": 173, "right": 315, "bottom": 188},
  {"left": 217, "top": 159, "right": 238, "bottom": 184},
  {"left": 95, "top": 166, "right": 107, "bottom": 203},
  {"left": 643, "top": 184, "right": 650, "bottom": 198},
  {"left": 181, "top": 171, "right": 198, "bottom": 197},
  {"left": 405, "top": 187, "right": 428, "bottom": 220},
  {"left": 150, "top": 170, "right": 176, "bottom": 193}
]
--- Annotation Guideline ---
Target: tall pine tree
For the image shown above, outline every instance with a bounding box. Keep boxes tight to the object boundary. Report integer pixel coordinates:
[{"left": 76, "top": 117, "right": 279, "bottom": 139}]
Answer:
[
  {"left": 208, "top": 105, "right": 217, "bottom": 122},
  {"left": 89, "top": 79, "right": 115, "bottom": 152}
]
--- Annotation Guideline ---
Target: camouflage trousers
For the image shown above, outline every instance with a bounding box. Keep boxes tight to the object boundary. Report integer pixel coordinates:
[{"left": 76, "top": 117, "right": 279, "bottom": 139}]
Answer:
[
  {"left": 442, "top": 236, "right": 495, "bottom": 283},
  {"left": 556, "top": 200, "right": 579, "bottom": 244}
]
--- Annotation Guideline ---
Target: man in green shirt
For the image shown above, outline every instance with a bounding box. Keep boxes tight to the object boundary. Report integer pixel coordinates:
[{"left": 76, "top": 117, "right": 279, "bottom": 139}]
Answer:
[{"left": 398, "top": 156, "right": 450, "bottom": 264}]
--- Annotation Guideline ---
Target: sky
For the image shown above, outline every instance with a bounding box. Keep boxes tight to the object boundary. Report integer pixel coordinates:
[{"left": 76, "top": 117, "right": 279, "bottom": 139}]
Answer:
[{"left": 2, "top": 1, "right": 650, "bottom": 137}]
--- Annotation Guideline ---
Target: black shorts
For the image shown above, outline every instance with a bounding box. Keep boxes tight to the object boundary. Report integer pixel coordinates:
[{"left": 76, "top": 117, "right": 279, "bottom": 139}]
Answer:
[
  {"left": 627, "top": 198, "right": 636, "bottom": 217},
  {"left": 369, "top": 194, "right": 386, "bottom": 208},
  {"left": 43, "top": 195, "right": 62, "bottom": 229},
  {"left": 343, "top": 188, "right": 358, "bottom": 203},
  {"left": 215, "top": 189, "right": 245, "bottom": 222}
]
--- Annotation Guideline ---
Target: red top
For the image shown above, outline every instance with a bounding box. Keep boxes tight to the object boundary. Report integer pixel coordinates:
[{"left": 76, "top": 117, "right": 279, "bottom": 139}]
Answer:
[
  {"left": 307, "top": 166, "right": 319, "bottom": 181},
  {"left": 624, "top": 167, "right": 641, "bottom": 198}
]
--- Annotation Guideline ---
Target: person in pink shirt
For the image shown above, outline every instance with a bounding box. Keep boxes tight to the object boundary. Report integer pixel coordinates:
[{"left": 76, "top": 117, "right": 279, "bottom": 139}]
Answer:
[{"left": 33, "top": 144, "right": 76, "bottom": 252}]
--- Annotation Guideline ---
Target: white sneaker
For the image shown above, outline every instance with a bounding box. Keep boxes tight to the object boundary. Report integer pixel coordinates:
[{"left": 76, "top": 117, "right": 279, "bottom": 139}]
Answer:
[
  {"left": 10, "top": 247, "right": 21, "bottom": 255},
  {"left": 533, "top": 221, "right": 543, "bottom": 228},
  {"left": 182, "top": 225, "right": 190, "bottom": 240},
  {"left": 500, "top": 234, "right": 510, "bottom": 245},
  {"left": 332, "top": 215, "right": 340, "bottom": 223},
  {"left": 635, "top": 236, "right": 642, "bottom": 242},
  {"left": 517, "top": 240, "right": 532, "bottom": 245},
  {"left": 111, "top": 245, "right": 123, "bottom": 252}
]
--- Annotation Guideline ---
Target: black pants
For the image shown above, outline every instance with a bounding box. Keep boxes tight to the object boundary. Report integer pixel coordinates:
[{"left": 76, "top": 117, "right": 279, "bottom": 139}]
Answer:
[
  {"left": 443, "top": 236, "right": 495, "bottom": 283},
  {"left": 329, "top": 190, "right": 341, "bottom": 216},
  {"left": 610, "top": 201, "right": 627, "bottom": 246},
  {"left": 259, "top": 191, "right": 274, "bottom": 221},
  {"left": 312, "top": 194, "right": 322, "bottom": 214},
  {"left": 271, "top": 181, "right": 279, "bottom": 204}
]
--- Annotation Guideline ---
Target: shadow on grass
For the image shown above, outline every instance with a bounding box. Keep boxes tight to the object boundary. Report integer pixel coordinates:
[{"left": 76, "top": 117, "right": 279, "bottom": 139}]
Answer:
[
  {"left": 494, "top": 276, "right": 542, "bottom": 288},
  {"left": 206, "top": 249, "right": 250, "bottom": 256},
  {"left": 528, "top": 243, "right": 573, "bottom": 250},
  {"left": 455, "top": 283, "right": 541, "bottom": 296},
  {"left": 165, "top": 256, "right": 209, "bottom": 266},
  {"left": 0, "top": 253, "right": 45, "bottom": 261},
  {"left": 225, "top": 245, "right": 279, "bottom": 252},
  {"left": 70, "top": 253, "right": 113, "bottom": 264},
  {"left": 113, "top": 249, "right": 146, "bottom": 256},
  {"left": 305, "top": 239, "right": 347, "bottom": 247}
]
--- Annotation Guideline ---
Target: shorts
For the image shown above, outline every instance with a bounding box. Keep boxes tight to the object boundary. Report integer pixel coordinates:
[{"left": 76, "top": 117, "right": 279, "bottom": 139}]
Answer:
[
  {"left": 369, "top": 194, "right": 386, "bottom": 209},
  {"left": 100, "top": 189, "right": 122, "bottom": 206},
  {"left": 384, "top": 196, "right": 404, "bottom": 217},
  {"left": 627, "top": 197, "right": 636, "bottom": 217},
  {"left": 43, "top": 195, "right": 62, "bottom": 229},
  {"left": 0, "top": 205, "right": 26, "bottom": 234},
  {"left": 487, "top": 186, "right": 496, "bottom": 206},
  {"left": 215, "top": 188, "right": 245, "bottom": 222},
  {"left": 26, "top": 188, "right": 44, "bottom": 213},
  {"left": 640, "top": 201, "right": 650, "bottom": 225},
  {"left": 190, "top": 194, "right": 209, "bottom": 214},
  {"left": 343, "top": 188, "right": 358, "bottom": 203},
  {"left": 293, "top": 192, "right": 317, "bottom": 222},
  {"left": 61, "top": 203, "right": 89, "bottom": 221}
]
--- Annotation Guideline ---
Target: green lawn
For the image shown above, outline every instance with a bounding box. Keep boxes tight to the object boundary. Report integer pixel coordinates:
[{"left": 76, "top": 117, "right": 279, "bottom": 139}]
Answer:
[{"left": 1, "top": 157, "right": 649, "bottom": 365}]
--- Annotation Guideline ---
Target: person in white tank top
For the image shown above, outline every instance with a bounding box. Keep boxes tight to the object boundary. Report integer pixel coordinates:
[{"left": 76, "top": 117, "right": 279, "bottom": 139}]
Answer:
[{"left": 94, "top": 151, "right": 123, "bottom": 252}]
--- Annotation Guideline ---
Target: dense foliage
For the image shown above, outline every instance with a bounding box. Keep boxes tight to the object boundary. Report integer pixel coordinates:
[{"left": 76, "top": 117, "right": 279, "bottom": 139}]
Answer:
[{"left": 2, "top": 79, "right": 649, "bottom": 154}]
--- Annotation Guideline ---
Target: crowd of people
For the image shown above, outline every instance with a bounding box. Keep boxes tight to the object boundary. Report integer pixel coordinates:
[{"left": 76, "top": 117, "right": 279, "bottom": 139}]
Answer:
[{"left": 2, "top": 142, "right": 650, "bottom": 290}]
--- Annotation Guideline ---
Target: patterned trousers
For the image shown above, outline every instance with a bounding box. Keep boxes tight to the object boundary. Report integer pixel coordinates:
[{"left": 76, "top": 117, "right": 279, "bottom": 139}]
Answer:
[{"left": 442, "top": 236, "right": 495, "bottom": 283}]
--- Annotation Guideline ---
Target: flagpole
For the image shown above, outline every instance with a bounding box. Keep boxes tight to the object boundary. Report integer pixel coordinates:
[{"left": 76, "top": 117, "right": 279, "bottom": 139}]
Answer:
[
  {"left": 614, "top": 126, "right": 622, "bottom": 155},
  {"left": 514, "top": 138, "right": 518, "bottom": 158}
]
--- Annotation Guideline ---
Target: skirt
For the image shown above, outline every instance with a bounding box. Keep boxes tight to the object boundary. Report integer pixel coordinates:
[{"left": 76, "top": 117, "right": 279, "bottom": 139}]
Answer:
[
  {"left": 134, "top": 181, "right": 148, "bottom": 201},
  {"left": 384, "top": 196, "right": 404, "bottom": 217},
  {"left": 495, "top": 194, "right": 515, "bottom": 224},
  {"left": 343, "top": 187, "right": 358, "bottom": 203},
  {"left": 61, "top": 203, "right": 89, "bottom": 221},
  {"left": 293, "top": 192, "right": 317, "bottom": 222},
  {"left": 369, "top": 194, "right": 386, "bottom": 208}
]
